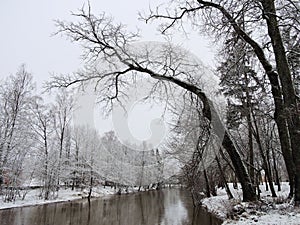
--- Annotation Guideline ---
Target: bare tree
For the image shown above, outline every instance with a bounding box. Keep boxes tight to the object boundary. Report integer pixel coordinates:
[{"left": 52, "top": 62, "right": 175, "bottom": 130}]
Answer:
[{"left": 47, "top": 5, "right": 256, "bottom": 201}]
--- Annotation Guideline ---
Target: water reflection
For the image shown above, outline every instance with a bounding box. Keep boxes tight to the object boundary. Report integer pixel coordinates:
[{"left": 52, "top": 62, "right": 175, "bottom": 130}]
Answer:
[
  {"left": 0, "top": 188, "right": 222, "bottom": 225},
  {"left": 160, "top": 189, "right": 188, "bottom": 225}
]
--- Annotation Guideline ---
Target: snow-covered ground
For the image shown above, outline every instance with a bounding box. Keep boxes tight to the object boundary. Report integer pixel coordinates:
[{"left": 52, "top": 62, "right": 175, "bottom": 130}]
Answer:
[
  {"left": 0, "top": 186, "right": 134, "bottom": 210},
  {"left": 201, "top": 182, "right": 300, "bottom": 224}
]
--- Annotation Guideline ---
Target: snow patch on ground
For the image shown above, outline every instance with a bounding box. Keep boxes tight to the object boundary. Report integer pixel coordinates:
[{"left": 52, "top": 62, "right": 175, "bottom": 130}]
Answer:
[{"left": 201, "top": 182, "right": 300, "bottom": 224}]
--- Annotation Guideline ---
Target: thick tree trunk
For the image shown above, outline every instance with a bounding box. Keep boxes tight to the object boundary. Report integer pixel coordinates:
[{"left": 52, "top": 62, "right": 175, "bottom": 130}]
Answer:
[
  {"left": 268, "top": 72, "right": 294, "bottom": 198},
  {"left": 261, "top": 0, "right": 300, "bottom": 204},
  {"left": 222, "top": 132, "right": 257, "bottom": 201}
]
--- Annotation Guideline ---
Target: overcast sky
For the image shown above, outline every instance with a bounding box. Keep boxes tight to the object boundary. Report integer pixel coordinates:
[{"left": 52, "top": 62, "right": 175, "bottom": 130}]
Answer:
[
  {"left": 0, "top": 0, "right": 218, "bottom": 140},
  {"left": 0, "top": 0, "right": 216, "bottom": 87}
]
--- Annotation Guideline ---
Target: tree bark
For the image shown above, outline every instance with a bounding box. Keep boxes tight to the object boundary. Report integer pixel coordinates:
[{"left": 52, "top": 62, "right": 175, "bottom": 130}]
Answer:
[{"left": 261, "top": 0, "right": 300, "bottom": 206}]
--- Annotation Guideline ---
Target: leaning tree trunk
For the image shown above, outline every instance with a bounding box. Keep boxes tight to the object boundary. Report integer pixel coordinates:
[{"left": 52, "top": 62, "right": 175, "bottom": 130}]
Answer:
[
  {"left": 222, "top": 132, "right": 256, "bottom": 201},
  {"left": 149, "top": 73, "right": 257, "bottom": 201}
]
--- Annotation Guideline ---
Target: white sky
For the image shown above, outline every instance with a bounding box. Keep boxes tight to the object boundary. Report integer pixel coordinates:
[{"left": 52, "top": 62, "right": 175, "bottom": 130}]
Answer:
[
  {"left": 0, "top": 0, "right": 218, "bottom": 140},
  {"left": 0, "top": 0, "right": 216, "bottom": 86}
]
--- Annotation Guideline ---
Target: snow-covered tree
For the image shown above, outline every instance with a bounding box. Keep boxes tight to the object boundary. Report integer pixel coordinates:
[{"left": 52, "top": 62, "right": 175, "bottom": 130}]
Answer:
[{"left": 0, "top": 65, "right": 36, "bottom": 201}]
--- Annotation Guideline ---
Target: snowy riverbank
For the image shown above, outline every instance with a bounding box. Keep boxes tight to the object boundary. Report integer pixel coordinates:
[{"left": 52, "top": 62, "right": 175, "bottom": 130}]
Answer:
[
  {"left": 201, "top": 182, "right": 300, "bottom": 224},
  {"left": 0, "top": 186, "right": 136, "bottom": 210},
  {"left": 0, "top": 184, "right": 181, "bottom": 210}
]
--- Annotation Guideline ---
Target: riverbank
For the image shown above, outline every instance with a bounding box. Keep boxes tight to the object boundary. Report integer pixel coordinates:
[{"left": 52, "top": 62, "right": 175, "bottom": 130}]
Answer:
[
  {"left": 1, "top": 188, "right": 218, "bottom": 225},
  {"left": 0, "top": 186, "right": 143, "bottom": 210},
  {"left": 201, "top": 182, "right": 300, "bottom": 224}
]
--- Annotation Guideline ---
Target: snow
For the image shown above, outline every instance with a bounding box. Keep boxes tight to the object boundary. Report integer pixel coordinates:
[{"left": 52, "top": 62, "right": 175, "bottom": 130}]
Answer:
[
  {"left": 201, "top": 182, "right": 300, "bottom": 225},
  {"left": 0, "top": 186, "right": 136, "bottom": 210},
  {"left": 224, "top": 211, "right": 300, "bottom": 225},
  {"left": 2, "top": 183, "right": 300, "bottom": 225}
]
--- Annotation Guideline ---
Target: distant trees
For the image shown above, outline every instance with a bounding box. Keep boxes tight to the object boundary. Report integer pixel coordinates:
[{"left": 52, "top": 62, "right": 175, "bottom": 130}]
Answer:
[
  {"left": 0, "top": 65, "right": 36, "bottom": 201},
  {"left": 99, "top": 132, "right": 164, "bottom": 191},
  {"left": 0, "top": 66, "right": 165, "bottom": 203}
]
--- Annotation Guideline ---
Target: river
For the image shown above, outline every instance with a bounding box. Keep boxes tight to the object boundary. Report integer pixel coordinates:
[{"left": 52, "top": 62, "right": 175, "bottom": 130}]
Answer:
[{"left": 0, "top": 188, "right": 222, "bottom": 225}]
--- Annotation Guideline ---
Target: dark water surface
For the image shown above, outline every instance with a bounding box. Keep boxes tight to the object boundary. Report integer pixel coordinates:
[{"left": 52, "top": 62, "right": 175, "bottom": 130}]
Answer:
[{"left": 0, "top": 188, "right": 222, "bottom": 225}]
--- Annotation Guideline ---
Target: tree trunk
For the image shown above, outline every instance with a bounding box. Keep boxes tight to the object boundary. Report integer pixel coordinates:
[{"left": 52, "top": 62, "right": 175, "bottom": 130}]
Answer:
[
  {"left": 261, "top": 0, "right": 300, "bottom": 204},
  {"left": 272, "top": 146, "right": 281, "bottom": 192},
  {"left": 222, "top": 132, "right": 257, "bottom": 201},
  {"left": 256, "top": 170, "right": 262, "bottom": 199},
  {"left": 252, "top": 113, "right": 277, "bottom": 197},
  {"left": 203, "top": 167, "right": 211, "bottom": 198},
  {"left": 247, "top": 113, "right": 254, "bottom": 184},
  {"left": 265, "top": 174, "right": 269, "bottom": 192},
  {"left": 268, "top": 72, "right": 294, "bottom": 198},
  {"left": 88, "top": 176, "right": 93, "bottom": 201},
  {"left": 216, "top": 155, "right": 234, "bottom": 199},
  {"left": 244, "top": 71, "right": 255, "bottom": 184}
]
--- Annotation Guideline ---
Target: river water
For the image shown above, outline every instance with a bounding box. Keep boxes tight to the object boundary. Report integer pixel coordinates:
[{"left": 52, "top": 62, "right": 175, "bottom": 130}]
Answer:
[{"left": 0, "top": 188, "right": 222, "bottom": 225}]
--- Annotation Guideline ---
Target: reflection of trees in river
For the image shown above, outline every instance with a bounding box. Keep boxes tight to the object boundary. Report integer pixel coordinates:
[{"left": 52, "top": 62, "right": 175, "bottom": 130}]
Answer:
[
  {"left": 112, "top": 190, "right": 166, "bottom": 225},
  {"left": 160, "top": 189, "right": 188, "bottom": 225},
  {"left": 0, "top": 189, "right": 221, "bottom": 225}
]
